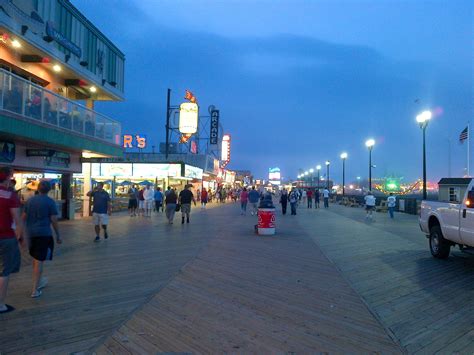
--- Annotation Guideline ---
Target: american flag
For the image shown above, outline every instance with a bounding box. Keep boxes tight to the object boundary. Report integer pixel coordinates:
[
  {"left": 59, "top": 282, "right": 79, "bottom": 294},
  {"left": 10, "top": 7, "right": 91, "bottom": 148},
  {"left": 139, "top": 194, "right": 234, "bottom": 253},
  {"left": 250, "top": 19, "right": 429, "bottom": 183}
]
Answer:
[{"left": 460, "top": 127, "right": 468, "bottom": 143}]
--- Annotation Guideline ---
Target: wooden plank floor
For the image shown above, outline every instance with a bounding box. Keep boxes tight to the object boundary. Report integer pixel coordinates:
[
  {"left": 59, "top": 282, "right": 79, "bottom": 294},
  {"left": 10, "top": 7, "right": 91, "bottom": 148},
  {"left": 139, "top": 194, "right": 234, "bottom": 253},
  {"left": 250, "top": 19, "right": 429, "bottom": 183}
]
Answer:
[
  {"left": 95, "top": 204, "right": 401, "bottom": 353},
  {"left": 298, "top": 204, "right": 474, "bottom": 354},
  {"left": 0, "top": 205, "right": 218, "bottom": 354}
]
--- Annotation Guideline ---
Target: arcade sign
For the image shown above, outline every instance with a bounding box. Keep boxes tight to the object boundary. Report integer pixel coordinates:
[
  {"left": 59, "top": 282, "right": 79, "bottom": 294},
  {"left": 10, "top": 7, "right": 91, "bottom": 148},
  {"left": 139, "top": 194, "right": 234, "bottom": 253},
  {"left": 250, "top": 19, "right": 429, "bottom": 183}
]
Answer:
[
  {"left": 210, "top": 109, "right": 219, "bottom": 145},
  {"left": 123, "top": 134, "right": 146, "bottom": 149}
]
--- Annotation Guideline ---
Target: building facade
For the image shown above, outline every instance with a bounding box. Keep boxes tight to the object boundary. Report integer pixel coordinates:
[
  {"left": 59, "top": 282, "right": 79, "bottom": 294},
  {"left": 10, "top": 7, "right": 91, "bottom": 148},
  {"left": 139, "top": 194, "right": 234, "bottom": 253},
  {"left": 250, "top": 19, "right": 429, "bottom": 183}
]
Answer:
[{"left": 0, "top": 0, "right": 125, "bottom": 218}]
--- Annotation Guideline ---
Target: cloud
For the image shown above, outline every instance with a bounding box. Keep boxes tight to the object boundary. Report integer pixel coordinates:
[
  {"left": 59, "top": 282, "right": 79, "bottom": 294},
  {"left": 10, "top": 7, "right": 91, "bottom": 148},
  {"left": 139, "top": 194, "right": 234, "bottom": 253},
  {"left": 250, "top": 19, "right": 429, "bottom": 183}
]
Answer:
[{"left": 77, "top": 0, "right": 471, "bottom": 180}]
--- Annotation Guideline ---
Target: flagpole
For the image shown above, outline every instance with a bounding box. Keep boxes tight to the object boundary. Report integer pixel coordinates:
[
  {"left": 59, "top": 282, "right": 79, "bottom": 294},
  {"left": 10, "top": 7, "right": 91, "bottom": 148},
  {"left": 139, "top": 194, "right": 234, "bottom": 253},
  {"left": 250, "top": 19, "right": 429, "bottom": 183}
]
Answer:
[{"left": 468, "top": 122, "right": 471, "bottom": 177}]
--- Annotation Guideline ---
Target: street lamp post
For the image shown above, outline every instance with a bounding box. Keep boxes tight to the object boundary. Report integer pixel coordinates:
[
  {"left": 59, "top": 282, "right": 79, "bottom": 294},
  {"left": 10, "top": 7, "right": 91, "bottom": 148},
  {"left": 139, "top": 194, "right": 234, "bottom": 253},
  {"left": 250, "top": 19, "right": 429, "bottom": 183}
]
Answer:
[
  {"left": 325, "top": 161, "right": 330, "bottom": 189},
  {"left": 340, "top": 152, "right": 348, "bottom": 196},
  {"left": 316, "top": 165, "right": 321, "bottom": 191},
  {"left": 365, "top": 139, "right": 375, "bottom": 191},
  {"left": 416, "top": 110, "right": 432, "bottom": 200},
  {"left": 309, "top": 168, "right": 314, "bottom": 188}
]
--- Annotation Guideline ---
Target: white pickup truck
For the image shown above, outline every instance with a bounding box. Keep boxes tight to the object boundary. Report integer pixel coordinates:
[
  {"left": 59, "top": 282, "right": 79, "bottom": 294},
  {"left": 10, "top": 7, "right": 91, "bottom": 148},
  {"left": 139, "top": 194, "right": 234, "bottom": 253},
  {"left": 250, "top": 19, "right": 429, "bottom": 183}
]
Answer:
[{"left": 419, "top": 178, "right": 474, "bottom": 258}]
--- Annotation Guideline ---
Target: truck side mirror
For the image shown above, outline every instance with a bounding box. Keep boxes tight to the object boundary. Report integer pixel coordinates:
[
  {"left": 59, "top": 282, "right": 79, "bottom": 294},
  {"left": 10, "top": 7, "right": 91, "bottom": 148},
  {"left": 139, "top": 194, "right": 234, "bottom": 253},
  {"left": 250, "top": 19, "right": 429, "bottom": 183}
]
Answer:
[{"left": 467, "top": 191, "right": 474, "bottom": 208}]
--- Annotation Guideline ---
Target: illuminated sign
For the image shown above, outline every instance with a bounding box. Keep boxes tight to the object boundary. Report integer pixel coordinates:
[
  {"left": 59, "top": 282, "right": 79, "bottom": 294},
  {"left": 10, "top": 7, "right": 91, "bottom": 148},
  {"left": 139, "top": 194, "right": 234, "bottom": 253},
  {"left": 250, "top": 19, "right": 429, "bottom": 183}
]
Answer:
[
  {"left": 123, "top": 134, "right": 146, "bottom": 149},
  {"left": 185, "top": 165, "right": 203, "bottom": 179},
  {"left": 210, "top": 109, "right": 219, "bottom": 145},
  {"left": 100, "top": 163, "right": 133, "bottom": 177},
  {"left": 132, "top": 164, "right": 181, "bottom": 178},
  {"left": 268, "top": 167, "right": 281, "bottom": 181},
  {"left": 221, "top": 134, "right": 231, "bottom": 168},
  {"left": 179, "top": 102, "right": 199, "bottom": 134}
]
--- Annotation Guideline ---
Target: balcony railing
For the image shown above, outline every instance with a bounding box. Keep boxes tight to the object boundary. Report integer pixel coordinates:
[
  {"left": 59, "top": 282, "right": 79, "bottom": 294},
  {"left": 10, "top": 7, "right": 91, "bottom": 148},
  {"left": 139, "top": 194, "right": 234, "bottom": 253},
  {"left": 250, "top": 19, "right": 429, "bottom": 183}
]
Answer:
[{"left": 0, "top": 69, "right": 121, "bottom": 145}]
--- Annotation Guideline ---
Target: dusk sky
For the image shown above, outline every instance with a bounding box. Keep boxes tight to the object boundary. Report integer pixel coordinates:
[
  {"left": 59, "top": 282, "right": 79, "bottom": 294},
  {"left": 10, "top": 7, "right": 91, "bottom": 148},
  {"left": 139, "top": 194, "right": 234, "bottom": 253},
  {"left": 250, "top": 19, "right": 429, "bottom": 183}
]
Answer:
[{"left": 74, "top": 0, "right": 472, "bottom": 183}]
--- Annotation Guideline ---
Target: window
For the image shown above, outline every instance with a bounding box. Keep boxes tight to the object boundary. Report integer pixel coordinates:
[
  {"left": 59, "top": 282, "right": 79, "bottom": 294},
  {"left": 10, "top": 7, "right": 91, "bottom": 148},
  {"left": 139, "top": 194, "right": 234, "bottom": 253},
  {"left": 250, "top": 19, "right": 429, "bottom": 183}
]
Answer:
[{"left": 449, "top": 187, "right": 460, "bottom": 203}]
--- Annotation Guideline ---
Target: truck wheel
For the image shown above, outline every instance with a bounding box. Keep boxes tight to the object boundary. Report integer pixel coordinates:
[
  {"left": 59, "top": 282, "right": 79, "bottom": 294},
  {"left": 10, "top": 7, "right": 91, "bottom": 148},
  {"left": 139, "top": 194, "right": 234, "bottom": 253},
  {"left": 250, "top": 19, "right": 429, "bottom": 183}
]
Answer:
[{"left": 429, "top": 225, "right": 450, "bottom": 259}]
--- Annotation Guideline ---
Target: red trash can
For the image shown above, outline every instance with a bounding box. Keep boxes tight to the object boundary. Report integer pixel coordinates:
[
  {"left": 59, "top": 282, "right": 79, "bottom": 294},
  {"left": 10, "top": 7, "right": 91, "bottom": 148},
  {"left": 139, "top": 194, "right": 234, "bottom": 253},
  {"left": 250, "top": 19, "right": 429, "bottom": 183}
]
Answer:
[{"left": 258, "top": 208, "right": 276, "bottom": 235}]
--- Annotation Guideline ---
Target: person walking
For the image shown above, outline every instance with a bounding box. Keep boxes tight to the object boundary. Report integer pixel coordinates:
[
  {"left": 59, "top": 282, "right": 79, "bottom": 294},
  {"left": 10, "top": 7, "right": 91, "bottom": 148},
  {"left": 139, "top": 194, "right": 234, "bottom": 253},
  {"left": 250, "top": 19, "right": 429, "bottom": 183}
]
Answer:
[
  {"left": 301, "top": 189, "right": 307, "bottom": 206},
  {"left": 314, "top": 189, "right": 320, "bottom": 208},
  {"left": 0, "top": 167, "right": 23, "bottom": 314},
  {"left": 248, "top": 186, "right": 260, "bottom": 216},
  {"left": 201, "top": 188, "right": 208, "bottom": 209},
  {"left": 143, "top": 184, "right": 154, "bottom": 217},
  {"left": 288, "top": 188, "right": 299, "bottom": 215},
  {"left": 364, "top": 191, "right": 376, "bottom": 220},
  {"left": 154, "top": 187, "right": 163, "bottom": 213},
  {"left": 87, "top": 182, "right": 111, "bottom": 242},
  {"left": 323, "top": 188, "right": 330, "bottom": 208},
  {"left": 307, "top": 189, "right": 313, "bottom": 209},
  {"left": 240, "top": 187, "right": 249, "bottom": 215},
  {"left": 127, "top": 185, "right": 138, "bottom": 217},
  {"left": 23, "top": 180, "right": 61, "bottom": 298},
  {"left": 387, "top": 193, "right": 396, "bottom": 219},
  {"left": 138, "top": 187, "right": 145, "bottom": 216},
  {"left": 179, "top": 185, "right": 196, "bottom": 224},
  {"left": 165, "top": 188, "right": 178, "bottom": 224},
  {"left": 280, "top": 188, "right": 288, "bottom": 215}
]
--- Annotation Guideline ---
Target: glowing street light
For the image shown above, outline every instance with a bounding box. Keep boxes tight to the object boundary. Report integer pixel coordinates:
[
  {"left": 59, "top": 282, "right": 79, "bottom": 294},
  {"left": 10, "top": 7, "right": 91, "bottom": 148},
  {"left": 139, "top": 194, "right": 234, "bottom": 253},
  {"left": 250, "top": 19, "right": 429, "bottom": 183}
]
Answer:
[
  {"left": 52, "top": 64, "right": 61, "bottom": 72},
  {"left": 365, "top": 139, "right": 375, "bottom": 191},
  {"left": 340, "top": 152, "right": 348, "bottom": 196},
  {"left": 416, "top": 110, "right": 432, "bottom": 199}
]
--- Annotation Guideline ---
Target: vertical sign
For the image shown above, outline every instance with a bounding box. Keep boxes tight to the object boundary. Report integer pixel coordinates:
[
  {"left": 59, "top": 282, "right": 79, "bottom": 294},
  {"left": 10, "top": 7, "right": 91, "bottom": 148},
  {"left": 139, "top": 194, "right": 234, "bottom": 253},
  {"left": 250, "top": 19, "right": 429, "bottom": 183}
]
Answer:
[
  {"left": 221, "top": 134, "right": 231, "bottom": 168},
  {"left": 210, "top": 109, "right": 219, "bottom": 145}
]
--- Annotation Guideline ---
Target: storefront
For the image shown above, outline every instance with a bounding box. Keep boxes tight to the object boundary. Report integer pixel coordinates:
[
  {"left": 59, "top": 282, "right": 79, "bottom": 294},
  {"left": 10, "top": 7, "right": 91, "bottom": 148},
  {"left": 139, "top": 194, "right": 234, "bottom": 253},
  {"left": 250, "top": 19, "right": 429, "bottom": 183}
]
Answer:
[
  {"left": 1, "top": 139, "right": 81, "bottom": 218},
  {"left": 76, "top": 161, "right": 204, "bottom": 215}
]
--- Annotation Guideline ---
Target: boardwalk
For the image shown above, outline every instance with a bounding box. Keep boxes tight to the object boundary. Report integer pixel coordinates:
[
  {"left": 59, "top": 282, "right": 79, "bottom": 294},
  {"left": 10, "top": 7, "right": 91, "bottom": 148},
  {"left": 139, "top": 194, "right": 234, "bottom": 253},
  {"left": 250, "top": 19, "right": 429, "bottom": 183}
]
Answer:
[
  {"left": 5, "top": 200, "right": 474, "bottom": 353},
  {"left": 1, "top": 202, "right": 400, "bottom": 353}
]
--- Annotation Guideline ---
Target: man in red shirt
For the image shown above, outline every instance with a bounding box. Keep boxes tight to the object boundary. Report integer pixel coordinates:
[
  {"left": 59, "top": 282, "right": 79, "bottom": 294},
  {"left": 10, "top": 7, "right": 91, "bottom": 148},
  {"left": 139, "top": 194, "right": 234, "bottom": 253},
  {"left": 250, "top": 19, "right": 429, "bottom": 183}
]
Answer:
[
  {"left": 307, "top": 189, "right": 313, "bottom": 209},
  {"left": 0, "top": 166, "right": 23, "bottom": 313}
]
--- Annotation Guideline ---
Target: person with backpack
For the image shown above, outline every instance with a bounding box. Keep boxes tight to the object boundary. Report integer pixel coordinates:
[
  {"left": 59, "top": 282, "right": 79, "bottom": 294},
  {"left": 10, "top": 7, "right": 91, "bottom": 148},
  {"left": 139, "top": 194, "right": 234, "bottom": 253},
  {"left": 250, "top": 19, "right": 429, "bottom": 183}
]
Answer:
[{"left": 288, "top": 188, "right": 299, "bottom": 215}]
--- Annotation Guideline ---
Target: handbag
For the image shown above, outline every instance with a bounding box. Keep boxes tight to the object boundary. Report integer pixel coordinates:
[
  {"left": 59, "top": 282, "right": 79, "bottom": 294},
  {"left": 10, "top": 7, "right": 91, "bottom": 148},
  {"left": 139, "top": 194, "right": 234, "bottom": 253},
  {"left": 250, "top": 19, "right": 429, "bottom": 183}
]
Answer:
[{"left": 175, "top": 203, "right": 181, "bottom": 212}]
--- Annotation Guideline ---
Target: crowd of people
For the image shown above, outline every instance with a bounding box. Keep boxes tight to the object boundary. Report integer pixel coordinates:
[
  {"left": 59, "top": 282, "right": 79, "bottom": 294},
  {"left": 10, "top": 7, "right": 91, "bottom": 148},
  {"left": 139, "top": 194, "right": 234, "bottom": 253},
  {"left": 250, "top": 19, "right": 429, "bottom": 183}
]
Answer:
[{"left": 0, "top": 168, "right": 399, "bottom": 314}]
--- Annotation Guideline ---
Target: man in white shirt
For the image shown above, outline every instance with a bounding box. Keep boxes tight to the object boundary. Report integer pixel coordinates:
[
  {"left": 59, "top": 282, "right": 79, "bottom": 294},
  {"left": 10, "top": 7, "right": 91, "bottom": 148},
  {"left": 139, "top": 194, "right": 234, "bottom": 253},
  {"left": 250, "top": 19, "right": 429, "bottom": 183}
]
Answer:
[
  {"left": 323, "top": 188, "right": 330, "bottom": 208},
  {"left": 364, "top": 192, "right": 376, "bottom": 220},
  {"left": 143, "top": 185, "right": 155, "bottom": 217},
  {"left": 387, "top": 193, "right": 396, "bottom": 219}
]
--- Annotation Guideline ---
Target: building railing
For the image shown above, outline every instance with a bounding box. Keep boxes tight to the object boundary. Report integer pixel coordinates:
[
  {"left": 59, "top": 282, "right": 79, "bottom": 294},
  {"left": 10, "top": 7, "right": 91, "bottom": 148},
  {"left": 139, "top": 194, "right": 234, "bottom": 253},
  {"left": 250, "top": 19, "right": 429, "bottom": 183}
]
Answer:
[{"left": 0, "top": 69, "right": 121, "bottom": 145}]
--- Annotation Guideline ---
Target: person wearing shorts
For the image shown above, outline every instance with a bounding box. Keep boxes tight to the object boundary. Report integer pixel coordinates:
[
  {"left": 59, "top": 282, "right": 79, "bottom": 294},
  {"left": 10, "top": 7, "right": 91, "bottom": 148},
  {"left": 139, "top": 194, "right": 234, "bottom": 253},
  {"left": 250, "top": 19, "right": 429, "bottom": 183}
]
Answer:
[
  {"left": 127, "top": 185, "right": 138, "bottom": 217},
  {"left": 23, "top": 180, "right": 61, "bottom": 298},
  {"left": 87, "top": 182, "right": 111, "bottom": 242},
  {"left": 0, "top": 167, "right": 23, "bottom": 313},
  {"left": 364, "top": 192, "right": 376, "bottom": 220},
  {"left": 179, "top": 185, "right": 196, "bottom": 224}
]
